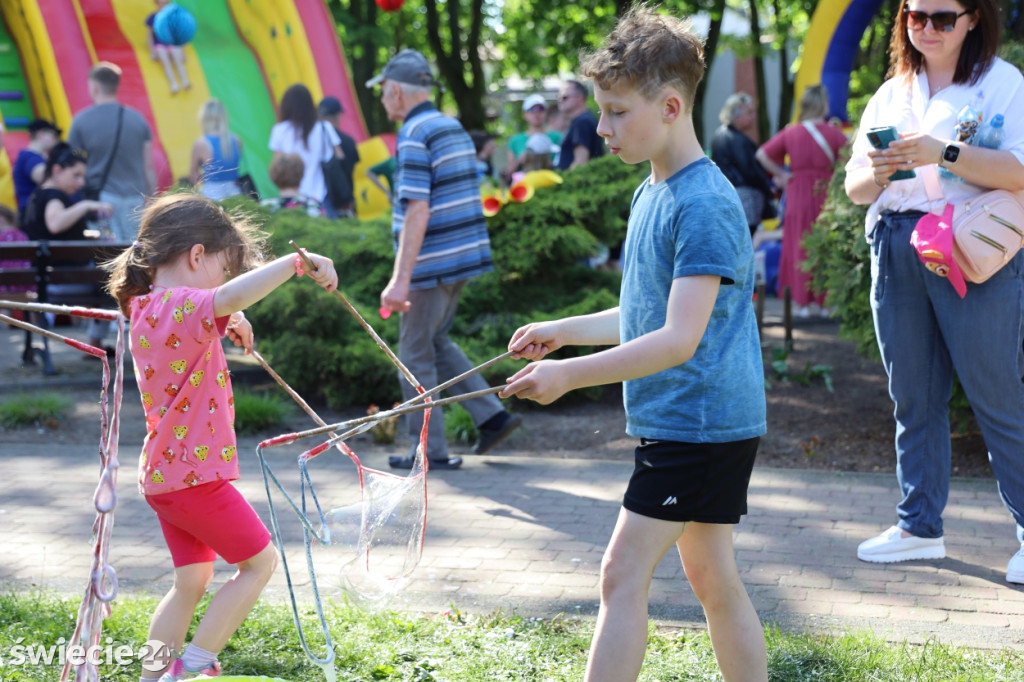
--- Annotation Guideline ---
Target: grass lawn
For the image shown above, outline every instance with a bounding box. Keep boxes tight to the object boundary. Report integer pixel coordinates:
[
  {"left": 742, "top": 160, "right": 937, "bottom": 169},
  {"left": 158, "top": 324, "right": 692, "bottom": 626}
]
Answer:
[{"left": 1, "top": 591, "right": 1022, "bottom": 680}]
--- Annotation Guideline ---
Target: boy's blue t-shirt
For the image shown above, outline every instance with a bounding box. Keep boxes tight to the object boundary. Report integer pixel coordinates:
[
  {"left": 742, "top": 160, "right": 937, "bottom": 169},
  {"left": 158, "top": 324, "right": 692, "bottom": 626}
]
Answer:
[{"left": 619, "top": 156, "right": 766, "bottom": 443}]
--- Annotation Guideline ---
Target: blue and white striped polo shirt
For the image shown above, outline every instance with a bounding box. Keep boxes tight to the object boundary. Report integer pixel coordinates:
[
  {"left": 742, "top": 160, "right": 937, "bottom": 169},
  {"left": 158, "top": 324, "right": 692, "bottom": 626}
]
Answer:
[{"left": 393, "top": 102, "right": 493, "bottom": 290}]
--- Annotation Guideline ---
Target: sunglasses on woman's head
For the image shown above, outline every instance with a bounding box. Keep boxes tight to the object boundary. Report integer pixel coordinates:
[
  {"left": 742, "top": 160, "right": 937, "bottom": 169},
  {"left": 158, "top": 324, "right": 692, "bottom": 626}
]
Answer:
[
  {"left": 55, "top": 149, "right": 87, "bottom": 168},
  {"left": 904, "top": 8, "right": 970, "bottom": 32}
]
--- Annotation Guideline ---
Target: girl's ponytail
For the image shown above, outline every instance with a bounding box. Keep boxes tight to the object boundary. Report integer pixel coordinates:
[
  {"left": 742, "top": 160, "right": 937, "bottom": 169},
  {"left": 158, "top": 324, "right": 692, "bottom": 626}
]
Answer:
[{"left": 102, "top": 241, "right": 152, "bottom": 317}]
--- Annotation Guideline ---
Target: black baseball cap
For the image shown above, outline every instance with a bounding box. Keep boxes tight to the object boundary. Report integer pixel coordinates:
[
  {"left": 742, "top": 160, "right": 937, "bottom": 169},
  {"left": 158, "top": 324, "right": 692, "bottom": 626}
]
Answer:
[{"left": 28, "top": 119, "right": 62, "bottom": 136}]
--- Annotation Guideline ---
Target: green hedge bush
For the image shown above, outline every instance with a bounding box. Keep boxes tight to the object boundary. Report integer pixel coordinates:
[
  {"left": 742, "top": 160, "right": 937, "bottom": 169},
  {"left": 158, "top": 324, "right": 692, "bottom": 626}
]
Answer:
[{"left": 235, "top": 155, "right": 648, "bottom": 409}]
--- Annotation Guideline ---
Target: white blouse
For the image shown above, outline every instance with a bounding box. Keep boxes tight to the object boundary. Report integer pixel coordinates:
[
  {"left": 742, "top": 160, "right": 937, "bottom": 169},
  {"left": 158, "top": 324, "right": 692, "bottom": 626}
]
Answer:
[
  {"left": 846, "top": 57, "right": 1024, "bottom": 236},
  {"left": 268, "top": 121, "right": 341, "bottom": 201}
]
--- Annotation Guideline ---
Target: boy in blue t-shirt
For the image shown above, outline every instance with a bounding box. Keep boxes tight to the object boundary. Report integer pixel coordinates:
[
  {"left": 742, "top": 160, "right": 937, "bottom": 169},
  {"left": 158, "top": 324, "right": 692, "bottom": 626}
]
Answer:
[{"left": 500, "top": 7, "right": 767, "bottom": 681}]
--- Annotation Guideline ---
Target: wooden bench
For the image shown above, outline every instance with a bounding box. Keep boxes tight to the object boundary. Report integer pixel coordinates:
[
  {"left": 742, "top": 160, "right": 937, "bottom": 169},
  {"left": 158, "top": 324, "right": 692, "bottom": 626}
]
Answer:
[{"left": 0, "top": 240, "right": 130, "bottom": 374}]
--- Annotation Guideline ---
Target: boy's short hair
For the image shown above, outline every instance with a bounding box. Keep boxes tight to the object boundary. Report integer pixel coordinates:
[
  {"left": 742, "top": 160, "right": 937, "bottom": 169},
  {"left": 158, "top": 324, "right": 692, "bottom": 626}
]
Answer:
[
  {"left": 579, "top": 5, "right": 705, "bottom": 110},
  {"left": 521, "top": 151, "right": 553, "bottom": 172},
  {"left": 268, "top": 153, "right": 305, "bottom": 190},
  {"left": 89, "top": 62, "right": 122, "bottom": 95}
]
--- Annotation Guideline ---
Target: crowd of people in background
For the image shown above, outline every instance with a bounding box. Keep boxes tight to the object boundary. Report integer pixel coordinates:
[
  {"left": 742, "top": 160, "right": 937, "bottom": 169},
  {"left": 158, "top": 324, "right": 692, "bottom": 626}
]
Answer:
[
  {"left": 0, "top": 54, "right": 850, "bottom": 294},
  {"left": 0, "top": 58, "right": 847, "bottom": 347},
  {"left": 711, "top": 85, "right": 849, "bottom": 318}
]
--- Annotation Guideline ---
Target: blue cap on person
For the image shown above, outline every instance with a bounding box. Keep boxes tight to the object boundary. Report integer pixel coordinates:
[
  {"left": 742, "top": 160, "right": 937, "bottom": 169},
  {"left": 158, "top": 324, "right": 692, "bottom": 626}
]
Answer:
[
  {"left": 318, "top": 96, "right": 344, "bottom": 116},
  {"left": 365, "top": 49, "right": 438, "bottom": 88}
]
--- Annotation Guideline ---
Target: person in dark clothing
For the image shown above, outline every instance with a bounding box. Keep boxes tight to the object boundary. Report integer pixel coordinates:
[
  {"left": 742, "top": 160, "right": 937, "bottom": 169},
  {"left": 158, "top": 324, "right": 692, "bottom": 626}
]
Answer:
[
  {"left": 318, "top": 96, "right": 360, "bottom": 217},
  {"left": 13, "top": 119, "right": 61, "bottom": 217},
  {"left": 709, "top": 93, "right": 775, "bottom": 235},
  {"left": 22, "top": 143, "right": 114, "bottom": 350},
  {"left": 23, "top": 145, "right": 111, "bottom": 241},
  {"left": 556, "top": 80, "right": 605, "bottom": 170}
]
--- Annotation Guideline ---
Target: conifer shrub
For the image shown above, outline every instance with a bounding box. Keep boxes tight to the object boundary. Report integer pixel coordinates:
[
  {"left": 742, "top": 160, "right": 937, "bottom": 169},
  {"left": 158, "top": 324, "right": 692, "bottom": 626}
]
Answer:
[{"left": 235, "top": 156, "right": 648, "bottom": 409}]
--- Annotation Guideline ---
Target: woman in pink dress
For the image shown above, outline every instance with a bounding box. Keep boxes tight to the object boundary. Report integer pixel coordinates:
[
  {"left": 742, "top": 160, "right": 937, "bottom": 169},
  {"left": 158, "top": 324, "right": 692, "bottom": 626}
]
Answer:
[{"left": 756, "top": 85, "right": 847, "bottom": 317}]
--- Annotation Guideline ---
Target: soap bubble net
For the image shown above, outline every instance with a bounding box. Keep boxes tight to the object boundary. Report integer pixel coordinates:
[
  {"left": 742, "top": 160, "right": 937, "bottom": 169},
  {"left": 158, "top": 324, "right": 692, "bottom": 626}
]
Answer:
[{"left": 317, "top": 446, "right": 426, "bottom": 607}]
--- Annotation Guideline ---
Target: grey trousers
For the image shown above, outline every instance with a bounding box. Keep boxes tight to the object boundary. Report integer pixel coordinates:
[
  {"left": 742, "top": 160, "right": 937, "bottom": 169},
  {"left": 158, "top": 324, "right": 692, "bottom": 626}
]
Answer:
[{"left": 398, "top": 280, "right": 503, "bottom": 459}]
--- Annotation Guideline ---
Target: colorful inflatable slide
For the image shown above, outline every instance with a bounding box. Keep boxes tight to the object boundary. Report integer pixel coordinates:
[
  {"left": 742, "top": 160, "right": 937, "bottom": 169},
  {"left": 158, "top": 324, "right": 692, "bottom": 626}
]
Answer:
[
  {"left": 0, "top": 0, "right": 392, "bottom": 217},
  {"left": 794, "top": 0, "right": 886, "bottom": 124}
]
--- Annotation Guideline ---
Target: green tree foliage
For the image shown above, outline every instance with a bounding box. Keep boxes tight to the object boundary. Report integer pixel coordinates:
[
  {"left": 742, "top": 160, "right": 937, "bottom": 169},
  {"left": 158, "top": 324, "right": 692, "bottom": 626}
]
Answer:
[
  {"left": 328, "top": 1, "right": 1019, "bottom": 138},
  {"left": 497, "top": 0, "right": 730, "bottom": 145},
  {"left": 237, "top": 156, "right": 647, "bottom": 409},
  {"left": 801, "top": 148, "right": 874, "bottom": 358},
  {"left": 326, "top": 0, "right": 393, "bottom": 135},
  {"left": 327, "top": 0, "right": 499, "bottom": 132}
]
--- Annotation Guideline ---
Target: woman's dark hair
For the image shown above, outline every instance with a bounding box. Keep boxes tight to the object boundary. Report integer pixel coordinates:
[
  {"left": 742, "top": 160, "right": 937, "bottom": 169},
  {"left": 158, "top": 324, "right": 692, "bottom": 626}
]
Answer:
[
  {"left": 103, "top": 193, "right": 269, "bottom": 316},
  {"left": 888, "top": 0, "right": 1000, "bottom": 86},
  {"left": 44, "top": 143, "right": 87, "bottom": 181},
  {"left": 279, "top": 84, "right": 318, "bottom": 149}
]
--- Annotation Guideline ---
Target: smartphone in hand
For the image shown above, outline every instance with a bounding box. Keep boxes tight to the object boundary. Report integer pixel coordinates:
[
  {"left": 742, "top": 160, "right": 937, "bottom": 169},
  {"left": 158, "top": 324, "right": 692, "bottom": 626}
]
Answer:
[{"left": 866, "top": 125, "right": 915, "bottom": 181}]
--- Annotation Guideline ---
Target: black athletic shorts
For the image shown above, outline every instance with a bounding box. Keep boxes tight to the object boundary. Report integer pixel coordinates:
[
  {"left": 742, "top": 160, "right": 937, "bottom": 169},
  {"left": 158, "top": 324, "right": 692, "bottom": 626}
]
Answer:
[{"left": 622, "top": 436, "right": 759, "bottom": 524}]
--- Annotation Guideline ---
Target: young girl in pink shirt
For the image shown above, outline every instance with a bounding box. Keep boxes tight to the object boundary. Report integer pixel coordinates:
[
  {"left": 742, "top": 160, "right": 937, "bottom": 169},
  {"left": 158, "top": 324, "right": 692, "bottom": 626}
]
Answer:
[{"left": 105, "top": 193, "right": 338, "bottom": 681}]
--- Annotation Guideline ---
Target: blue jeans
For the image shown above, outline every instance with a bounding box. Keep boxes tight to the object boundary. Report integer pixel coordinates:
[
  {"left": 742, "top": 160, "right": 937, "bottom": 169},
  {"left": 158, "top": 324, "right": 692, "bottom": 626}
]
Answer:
[
  {"left": 398, "top": 280, "right": 504, "bottom": 460},
  {"left": 98, "top": 191, "right": 144, "bottom": 243},
  {"left": 870, "top": 210, "right": 1024, "bottom": 540}
]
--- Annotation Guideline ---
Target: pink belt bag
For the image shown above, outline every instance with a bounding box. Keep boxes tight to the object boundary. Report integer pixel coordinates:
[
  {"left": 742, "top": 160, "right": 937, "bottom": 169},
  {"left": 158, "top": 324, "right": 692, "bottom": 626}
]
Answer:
[
  {"left": 952, "top": 190, "right": 1024, "bottom": 282},
  {"left": 910, "top": 165, "right": 1024, "bottom": 298}
]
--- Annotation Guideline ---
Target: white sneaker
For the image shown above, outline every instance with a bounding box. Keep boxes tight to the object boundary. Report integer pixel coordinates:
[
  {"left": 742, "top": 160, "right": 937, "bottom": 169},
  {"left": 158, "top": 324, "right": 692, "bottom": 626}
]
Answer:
[
  {"left": 857, "top": 526, "right": 946, "bottom": 563},
  {"left": 1008, "top": 544, "right": 1024, "bottom": 584}
]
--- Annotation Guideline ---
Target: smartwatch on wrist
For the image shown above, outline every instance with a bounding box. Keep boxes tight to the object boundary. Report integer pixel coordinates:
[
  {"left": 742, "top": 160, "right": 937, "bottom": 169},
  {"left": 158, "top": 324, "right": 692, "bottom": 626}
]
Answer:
[{"left": 939, "top": 142, "right": 961, "bottom": 169}]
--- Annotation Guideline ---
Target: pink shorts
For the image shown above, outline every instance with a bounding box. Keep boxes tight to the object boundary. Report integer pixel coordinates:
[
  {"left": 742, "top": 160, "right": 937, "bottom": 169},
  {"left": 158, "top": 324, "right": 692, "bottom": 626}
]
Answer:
[{"left": 146, "top": 480, "right": 272, "bottom": 567}]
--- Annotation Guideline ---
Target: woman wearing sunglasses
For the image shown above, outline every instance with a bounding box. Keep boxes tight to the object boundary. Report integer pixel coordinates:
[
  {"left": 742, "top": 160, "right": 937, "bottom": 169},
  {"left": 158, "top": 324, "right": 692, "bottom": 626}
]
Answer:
[{"left": 844, "top": 0, "right": 1024, "bottom": 583}]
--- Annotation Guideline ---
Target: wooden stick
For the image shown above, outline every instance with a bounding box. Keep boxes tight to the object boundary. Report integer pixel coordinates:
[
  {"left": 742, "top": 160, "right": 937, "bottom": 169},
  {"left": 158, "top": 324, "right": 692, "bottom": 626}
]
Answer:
[
  {"left": 251, "top": 349, "right": 327, "bottom": 427},
  {"left": 396, "top": 349, "right": 515, "bottom": 412},
  {"left": 0, "top": 312, "right": 106, "bottom": 357},
  {"left": 289, "top": 240, "right": 420, "bottom": 390},
  {"left": 283, "top": 241, "right": 519, "bottom": 448},
  {"left": 0, "top": 299, "right": 119, "bottom": 320},
  {"left": 270, "top": 385, "right": 506, "bottom": 446}
]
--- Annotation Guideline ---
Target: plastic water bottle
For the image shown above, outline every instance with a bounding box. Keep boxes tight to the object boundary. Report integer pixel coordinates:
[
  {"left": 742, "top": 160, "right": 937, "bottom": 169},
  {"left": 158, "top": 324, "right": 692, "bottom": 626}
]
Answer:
[{"left": 977, "top": 114, "right": 1005, "bottom": 150}]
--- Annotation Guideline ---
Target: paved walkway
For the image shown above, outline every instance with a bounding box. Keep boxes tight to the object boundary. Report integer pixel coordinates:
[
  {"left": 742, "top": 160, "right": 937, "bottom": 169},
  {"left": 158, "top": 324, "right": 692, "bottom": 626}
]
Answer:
[{"left": 2, "top": 305, "right": 1023, "bottom": 652}]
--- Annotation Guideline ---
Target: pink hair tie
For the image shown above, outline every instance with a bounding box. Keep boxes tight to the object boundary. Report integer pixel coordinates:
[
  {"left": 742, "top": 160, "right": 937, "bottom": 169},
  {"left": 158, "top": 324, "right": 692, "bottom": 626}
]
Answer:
[{"left": 294, "top": 255, "right": 306, "bottom": 277}]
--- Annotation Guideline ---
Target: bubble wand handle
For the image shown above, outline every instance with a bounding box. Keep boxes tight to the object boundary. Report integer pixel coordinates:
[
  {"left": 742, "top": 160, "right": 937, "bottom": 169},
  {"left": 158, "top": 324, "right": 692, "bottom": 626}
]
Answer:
[
  {"left": 250, "top": 349, "right": 362, "bottom": 464},
  {"left": 0, "top": 312, "right": 108, "bottom": 357},
  {"left": 0, "top": 299, "right": 119, "bottom": 320},
  {"left": 399, "top": 349, "right": 514, "bottom": 410},
  {"left": 252, "top": 349, "right": 327, "bottom": 427},
  {"left": 271, "top": 384, "right": 506, "bottom": 446},
  {"left": 290, "top": 240, "right": 420, "bottom": 389}
]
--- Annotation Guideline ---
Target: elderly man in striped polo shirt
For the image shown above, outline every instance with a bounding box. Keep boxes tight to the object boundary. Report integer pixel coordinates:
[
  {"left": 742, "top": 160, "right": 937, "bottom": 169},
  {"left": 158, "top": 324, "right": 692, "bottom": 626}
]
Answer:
[{"left": 368, "top": 49, "right": 522, "bottom": 470}]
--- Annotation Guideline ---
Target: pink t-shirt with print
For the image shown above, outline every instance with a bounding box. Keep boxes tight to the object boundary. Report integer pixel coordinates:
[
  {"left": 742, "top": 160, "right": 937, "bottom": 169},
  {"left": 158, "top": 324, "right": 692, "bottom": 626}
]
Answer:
[{"left": 130, "top": 286, "right": 239, "bottom": 495}]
